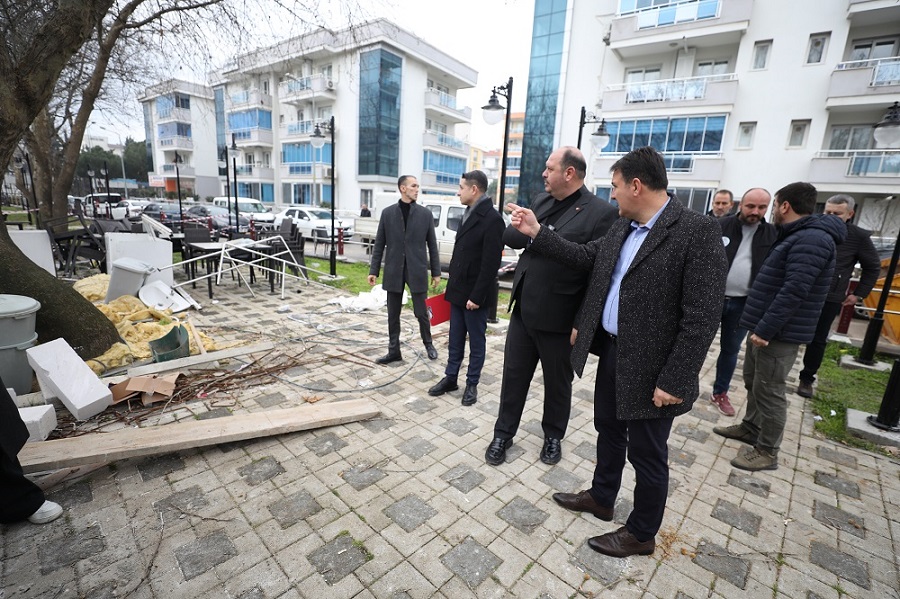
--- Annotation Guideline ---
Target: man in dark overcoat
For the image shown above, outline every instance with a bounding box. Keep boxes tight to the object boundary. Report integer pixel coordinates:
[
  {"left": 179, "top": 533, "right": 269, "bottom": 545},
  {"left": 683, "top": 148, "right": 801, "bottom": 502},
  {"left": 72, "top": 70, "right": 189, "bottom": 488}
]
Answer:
[
  {"left": 368, "top": 175, "right": 441, "bottom": 364},
  {"left": 506, "top": 146, "right": 726, "bottom": 558}
]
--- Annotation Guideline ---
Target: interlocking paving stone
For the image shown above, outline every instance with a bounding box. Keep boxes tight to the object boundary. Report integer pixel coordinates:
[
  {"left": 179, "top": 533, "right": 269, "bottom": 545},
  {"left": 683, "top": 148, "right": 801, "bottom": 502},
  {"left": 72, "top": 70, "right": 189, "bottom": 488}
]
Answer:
[
  {"left": 237, "top": 585, "right": 265, "bottom": 599},
  {"left": 175, "top": 530, "right": 238, "bottom": 581},
  {"left": 538, "top": 468, "right": 585, "bottom": 493},
  {"left": 727, "top": 470, "right": 771, "bottom": 498},
  {"left": 440, "top": 537, "right": 502, "bottom": 590},
  {"left": 814, "top": 471, "right": 861, "bottom": 499},
  {"left": 669, "top": 445, "right": 696, "bottom": 467},
  {"left": 673, "top": 423, "right": 709, "bottom": 443},
  {"left": 307, "top": 533, "right": 369, "bottom": 584},
  {"left": 807, "top": 592, "right": 826, "bottom": 599},
  {"left": 238, "top": 456, "right": 285, "bottom": 485},
  {"left": 497, "top": 496, "right": 549, "bottom": 534},
  {"left": 305, "top": 431, "right": 349, "bottom": 456},
  {"left": 397, "top": 436, "right": 437, "bottom": 460},
  {"left": 47, "top": 480, "right": 93, "bottom": 509},
  {"left": 378, "top": 383, "right": 403, "bottom": 395},
  {"left": 675, "top": 593, "right": 694, "bottom": 599},
  {"left": 361, "top": 417, "right": 395, "bottom": 433},
  {"left": 504, "top": 443, "right": 527, "bottom": 462},
  {"left": 817, "top": 446, "right": 857, "bottom": 468},
  {"left": 668, "top": 478, "right": 680, "bottom": 498},
  {"left": 383, "top": 494, "right": 438, "bottom": 532},
  {"left": 342, "top": 464, "right": 387, "bottom": 490},
  {"left": 573, "top": 440, "right": 596, "bottom": 462},
  {"left": 83, "top": 583, "right": 117, "bottom": 599},
  {"left": 196, "top": 407, "right": 232, "bottom": 420},
  {"left": 692, "top": 407, "right": 719, "bottom": 423},
  {"left": 441, "top": 417, "right": 477, "bottom": 436},
  {"left": 308, "top": 378, "right": 333, "bottom": 390},
  {"left": 522, "top": 419, "right": 544, "bottom": 437},
  {"left": 137, "top": 453, "right": 186, "bottom": 481},
  {"left": 268, "top": 489, "right": 323, "bottom": 528},
  {"left": 405, "top": 398, "right": 436, "bottom": 414},
  {"left": 574, "top": 388, "right": 594, "bottom": 401},
  {"left": 153, "top": 485, "right": 209, "bottom": 520},
  {"left": 711, "top": 499, "right": 761, "bottom": 536},
  {"left": 692, "top": 540, "right": 750, "bottom": 590},
  {"left": 476, "top": 398, "right": 500, "bottom": 416},
  {"left": 255, "top": 392, "right": 286, "bottom": 408},
  {"left": 809, "top": 540, "right": 870, "bottom": 590},
  {"left": 441, "top": 464, "right": 485, "bottom": 493},
  {"left": 390, "top": 592, "right": 413, "bottom": 599},
  {"left": 217, "top": 439, "right": 254, "bottom": 453},
  {"left": 812, "top": 500, "right": 866, "bottom": 538},
  {"left": 38, "top": 525, "right": 106, "bottom": 575},
  {"left": 613, "top": 499, "right": 632, "bottom": 524},
  {"left": 571, "top": 540, "right": 627, "bottom": 584}
]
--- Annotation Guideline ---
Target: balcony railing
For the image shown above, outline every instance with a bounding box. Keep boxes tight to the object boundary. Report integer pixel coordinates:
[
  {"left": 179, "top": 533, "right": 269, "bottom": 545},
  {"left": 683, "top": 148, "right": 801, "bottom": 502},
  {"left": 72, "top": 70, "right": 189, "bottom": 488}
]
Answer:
[
  {"left": 595, "top": 151, "right": 723, "bottom": 175},
  {"left": 161, "top": 163, "right": 195, "bottom": 177},
  {"left": 231, "top": 128, "right": 273, "bottom": 146},
  {"left": 835, "top": 56, "right": 900, "bottom": 87},
  {"left": 159, "top": 136, "right": 193, "bottom": 150},
  {"left": 420, "top": 170, "right": 460, "bottom": 186},
  {"left": 816, "top": 149, "right": 900, "bottom": 176},
  {"left": 279, "top": 120, "right": 316, "bottom": 138},
  {"left": 423, "top": 130, "right": 468, "bottom": 152},
  {"left": 227, "top": 89, "right": 273, "bottom": 110},
  {"left": 607, "top": 73, "right": 736, "bottom": 104},
  {"left": 424, "top": 89, "right": 472, "bottom": 121},
  {"left": 157, "top": 107, "right": 191, "bottom": 122},
  {"left": 630, "top": 0, "right": 720, "bottom": 30},
  {"left": 277, "top": 74, "right": 335, "bottom": 101}
]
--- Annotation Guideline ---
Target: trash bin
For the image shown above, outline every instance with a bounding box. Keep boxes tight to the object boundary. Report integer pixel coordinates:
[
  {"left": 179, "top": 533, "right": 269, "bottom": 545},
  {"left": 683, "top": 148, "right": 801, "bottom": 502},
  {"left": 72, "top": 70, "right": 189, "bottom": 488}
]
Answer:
[
  {"left": 0, "top": 294, "right": 41, "bottom": 346},
  {"left": 106, "top": 258, "right": 154, "bottom": 303},
  {"left": 0, "top": 332, "right": 38, "bottom": 394}
]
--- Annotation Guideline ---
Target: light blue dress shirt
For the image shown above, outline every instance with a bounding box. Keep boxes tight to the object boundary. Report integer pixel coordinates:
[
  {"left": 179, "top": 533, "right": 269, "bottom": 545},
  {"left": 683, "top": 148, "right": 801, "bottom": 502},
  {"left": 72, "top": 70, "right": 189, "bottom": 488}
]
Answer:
[{"left": 601, "top": 200, "right": 670, "bottom": 336}]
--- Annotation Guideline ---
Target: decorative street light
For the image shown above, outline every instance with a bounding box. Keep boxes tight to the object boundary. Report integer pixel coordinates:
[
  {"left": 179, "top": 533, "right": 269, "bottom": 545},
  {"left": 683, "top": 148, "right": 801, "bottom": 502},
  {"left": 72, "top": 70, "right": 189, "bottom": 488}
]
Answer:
[
  {"left": 229, "top": 134, "right": 240, "bottom": 235},
  {"left": 311, "top": 115, "right": 337, "bottom": 276},
  {"left": 482, "top": 76, "right": 513, "bottom": 214},
  {"left": 856, "top": 101, "right": 900, "bottom": 432},
  {"left": 577, "top": 106, "right": 611, "bottom": 152},
  {"left": 173, "top": 151, "right": 184, "bottom": 228}
]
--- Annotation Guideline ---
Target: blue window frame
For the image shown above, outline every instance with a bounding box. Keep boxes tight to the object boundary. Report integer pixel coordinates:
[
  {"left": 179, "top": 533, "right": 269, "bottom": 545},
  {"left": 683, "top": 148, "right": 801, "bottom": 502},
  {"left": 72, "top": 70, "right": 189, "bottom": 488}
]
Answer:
[{"left": 358, "top": 49, "right": 402, "bottom": 177}]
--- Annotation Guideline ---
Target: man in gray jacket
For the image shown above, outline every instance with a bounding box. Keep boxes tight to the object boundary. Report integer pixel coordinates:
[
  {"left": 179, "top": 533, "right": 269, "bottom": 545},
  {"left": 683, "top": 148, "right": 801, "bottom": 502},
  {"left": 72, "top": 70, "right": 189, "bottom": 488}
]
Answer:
[{"left": 368, "top": 175, "right": 441, "bottom": 364}]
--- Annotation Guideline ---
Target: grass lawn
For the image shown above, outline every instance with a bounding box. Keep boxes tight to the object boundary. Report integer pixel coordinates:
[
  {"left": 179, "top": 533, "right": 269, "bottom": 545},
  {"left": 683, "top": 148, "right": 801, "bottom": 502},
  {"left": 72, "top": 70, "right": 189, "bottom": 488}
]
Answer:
[
  {"left": 811, "top": 341, "right": 894, "bottom": 455},
  {"left": 2, "top": 206, "right": 29, "bottom": 223}
]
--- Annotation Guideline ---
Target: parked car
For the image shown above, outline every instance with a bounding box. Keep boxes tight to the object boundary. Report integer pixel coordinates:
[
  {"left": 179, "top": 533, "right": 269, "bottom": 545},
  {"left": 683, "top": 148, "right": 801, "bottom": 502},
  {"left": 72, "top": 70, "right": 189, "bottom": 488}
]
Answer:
[
  {"left": 83, "top": 192, "right": 125, "bottom": 218},
  {"left": 186, "top": 204, "right": 250, "bottom": 234},
  {"left": 272, "top": 206, "right": 354, "bottom": 240},
  {"left": 115, "top": 199, "right": 151, "bottom": 219},
  {"left": 141, "top": 202, "right": 187, "bottom": 232},
  {"left": 211, "top": 197, "right": 275, "bottom": 225}
]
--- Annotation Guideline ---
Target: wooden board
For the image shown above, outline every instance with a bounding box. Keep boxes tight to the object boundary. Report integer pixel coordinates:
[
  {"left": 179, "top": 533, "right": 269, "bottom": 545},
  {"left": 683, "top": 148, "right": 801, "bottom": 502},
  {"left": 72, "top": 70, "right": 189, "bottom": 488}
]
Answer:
[
  {"left": 19, "top": 399, "right": 379, "bottom": 474},
  {"left": 127, "top": 341, "right": 275, "bottom": 377}
]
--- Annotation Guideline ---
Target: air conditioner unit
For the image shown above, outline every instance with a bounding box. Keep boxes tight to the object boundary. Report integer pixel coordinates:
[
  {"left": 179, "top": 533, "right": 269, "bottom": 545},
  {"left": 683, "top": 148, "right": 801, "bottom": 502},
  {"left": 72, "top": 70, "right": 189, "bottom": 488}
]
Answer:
[
  {"left": 326, "top": 79, "right": 334, "bottom": 90},
  {"left": 319, "top": 166, "right": 333, "bottom": 178}
]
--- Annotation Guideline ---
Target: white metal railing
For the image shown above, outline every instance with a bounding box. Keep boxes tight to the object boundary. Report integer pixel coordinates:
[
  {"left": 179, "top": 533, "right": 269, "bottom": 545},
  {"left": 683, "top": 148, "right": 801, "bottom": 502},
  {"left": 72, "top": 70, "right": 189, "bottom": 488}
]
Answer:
[
  {"left": 597, "top": 151, "right": 722, "bottom": 173},
  {"left": 159, "top": 136, "right": 193, "bottom": 149},
  {"left": 607, "top": 73, "right": 735, "bottom": 103},
  {"left": 425, "top": 130, "right": 467, "bottom": 151},
  {"left": 815, "top": 149, "right": 900, "bottom": 176},
  {"left": 426, "top": 88, "right": 458, "bottom": 110},
  {"left": 834, "top": 56, "right": 900, "bottom": 86},
  {"left": 625, "top": 0, "right": 720, "bottom": 29},
  {"left": 281, "top": 120, "right": 315, "bottom": 136},
  {"left": 277, "top": 75, "right": 333, "bottom": 98}
]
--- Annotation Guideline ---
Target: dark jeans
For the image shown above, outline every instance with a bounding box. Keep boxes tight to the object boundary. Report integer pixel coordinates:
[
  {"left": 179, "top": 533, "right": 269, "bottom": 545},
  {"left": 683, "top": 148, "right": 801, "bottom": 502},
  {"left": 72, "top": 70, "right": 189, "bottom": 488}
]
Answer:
[
  {"left": 588, "top": 333, "right": 673, "bottom": 543},
  {"left": 445, "top": 302, "right": 488, "bottom": 385},
  {"left": 386, "top": 288, "right": 431, "bottom": 353},
  {"left": 799, "top": 301, "right": 844, "bottom": 384},
  {"left": 713, "top": 296, "right": 748, "bottom": 395}
]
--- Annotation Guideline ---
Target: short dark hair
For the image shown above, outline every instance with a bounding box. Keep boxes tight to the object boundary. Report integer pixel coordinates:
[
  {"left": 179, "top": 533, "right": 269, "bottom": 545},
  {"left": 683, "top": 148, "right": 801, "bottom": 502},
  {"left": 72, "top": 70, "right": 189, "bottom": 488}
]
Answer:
[
  {"left": 397, "top": 175, "right": 415, "bottom": 190},
  {"left": 610, "top": 146, "right": 668, "bottom": 191},
  {"left": 461, "top": 170, "right": 488, "bottom": 192},
  {"left": 559, "top": 148, "right": 586, "bottom": 180},
  {"left": 714, "top": 189, "right": 734, "bottom": 202},
  {"left": 775, "top": 182, "right": 817, "bottom": 216}
]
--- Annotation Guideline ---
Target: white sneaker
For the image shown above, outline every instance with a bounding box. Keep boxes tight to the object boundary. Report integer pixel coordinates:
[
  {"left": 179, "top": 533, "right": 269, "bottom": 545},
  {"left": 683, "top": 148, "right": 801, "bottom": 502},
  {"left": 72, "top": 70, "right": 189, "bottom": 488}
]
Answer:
[{"left": 27, "top": 500, "right": 63, "bottom": 524}]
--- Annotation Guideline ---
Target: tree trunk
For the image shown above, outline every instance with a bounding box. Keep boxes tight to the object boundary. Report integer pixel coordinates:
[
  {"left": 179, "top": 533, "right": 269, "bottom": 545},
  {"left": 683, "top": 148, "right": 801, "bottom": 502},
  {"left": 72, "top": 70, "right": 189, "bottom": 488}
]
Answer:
[{"left": 0, "top": 219, "right": 120, "bottom": 360}]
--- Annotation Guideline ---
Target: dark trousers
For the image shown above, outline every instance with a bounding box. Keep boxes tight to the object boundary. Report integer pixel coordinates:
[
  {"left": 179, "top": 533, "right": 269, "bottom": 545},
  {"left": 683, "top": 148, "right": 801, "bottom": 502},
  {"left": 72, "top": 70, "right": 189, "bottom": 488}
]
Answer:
[
  {"left": 494, "top": 309, "right": 575, "bottom": 440},
  {"left": 713, "top": 296, "right": 748, "bottom": 395},
  {"left": 445, "top": 303, "right": 488, "bottom": 385},
  {"left": 588, "top": 334, "right": 673, "bottom": 543},
  {"left": 799, "top": 300, "right": 844, "bottom": 384},
  {"left": 386, "top": 288, "right": 432, "bottom": 353},
  {"left": 0, "top": 451, "right": 44, "bottom": 523}
]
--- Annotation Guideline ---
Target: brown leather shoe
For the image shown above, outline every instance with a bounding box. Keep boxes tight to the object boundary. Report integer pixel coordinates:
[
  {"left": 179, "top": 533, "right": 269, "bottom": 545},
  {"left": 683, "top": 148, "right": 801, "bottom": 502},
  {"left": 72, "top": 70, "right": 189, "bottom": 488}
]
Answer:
[
  {"left": 588, "top": 526, "right": 655, "bottom": 558},
  {"left": 551, "top": 490, "right": 613, "bottom": 521}
]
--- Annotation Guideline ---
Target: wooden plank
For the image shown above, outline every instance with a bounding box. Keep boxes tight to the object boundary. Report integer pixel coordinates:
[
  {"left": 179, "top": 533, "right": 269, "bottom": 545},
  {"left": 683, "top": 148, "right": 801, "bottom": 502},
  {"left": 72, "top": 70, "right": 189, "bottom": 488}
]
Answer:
[
  {"left": 19, "top": 399, "right": 379, "bottom": 474},
  {"left": 127, "top": 341, "right": 275, "bottom": 377}
]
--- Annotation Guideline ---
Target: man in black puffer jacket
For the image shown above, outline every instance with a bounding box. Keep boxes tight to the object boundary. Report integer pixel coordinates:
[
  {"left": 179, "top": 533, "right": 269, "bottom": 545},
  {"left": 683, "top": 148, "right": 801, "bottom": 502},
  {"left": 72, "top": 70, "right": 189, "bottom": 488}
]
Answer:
[{"left": 714, "top": 182, "right": 846, "bottom": 472}]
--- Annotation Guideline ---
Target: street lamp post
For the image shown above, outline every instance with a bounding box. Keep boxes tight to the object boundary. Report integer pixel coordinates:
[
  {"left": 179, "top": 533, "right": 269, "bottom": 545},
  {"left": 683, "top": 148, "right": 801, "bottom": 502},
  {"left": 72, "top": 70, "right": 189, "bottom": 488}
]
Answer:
[
  {"left": 229, "top": 134, "right": 240, "bottom": 236},
  {"left": 577, "top": 106, "right": 611, "bottom": 152},
  {"left": 173, "top": 151, "right": 184, "bottom": 228},
  {"left": 854, "top": 101, "right": 900, "bottom": 432},
  {"left": 311, "top": 115, "right": 337, "bottom": 276}
]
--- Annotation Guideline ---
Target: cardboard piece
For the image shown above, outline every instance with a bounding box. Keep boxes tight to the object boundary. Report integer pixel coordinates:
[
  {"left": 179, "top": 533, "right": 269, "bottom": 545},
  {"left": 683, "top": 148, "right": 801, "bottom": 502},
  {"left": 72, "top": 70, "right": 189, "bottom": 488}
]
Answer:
[
  {"left": 110, "top": 373, "right": 180, "bottom": 406},
  {"left": 426, "top": 292, "right": 451, "bottom": 326}
]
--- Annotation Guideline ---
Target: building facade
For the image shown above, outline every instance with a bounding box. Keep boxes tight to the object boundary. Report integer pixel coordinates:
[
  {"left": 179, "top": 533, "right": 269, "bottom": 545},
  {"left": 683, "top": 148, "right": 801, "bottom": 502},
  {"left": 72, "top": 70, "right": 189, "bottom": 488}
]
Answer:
[
  {"left": 522, "top": 0, "right": 900, "bottom": 237},
  {"left": 140, "top": 20, "right": 477, "bottom": 210}
]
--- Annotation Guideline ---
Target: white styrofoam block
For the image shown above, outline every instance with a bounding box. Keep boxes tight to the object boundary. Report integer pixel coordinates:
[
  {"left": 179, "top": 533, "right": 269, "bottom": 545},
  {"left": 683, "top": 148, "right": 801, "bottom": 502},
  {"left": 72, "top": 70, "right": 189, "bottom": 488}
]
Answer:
[
  {"left": 9, "top": 230, "right": 56, "bottom": 275},
  {"left": 18, "top": 405, "right": 57, "bottom": 442},
  {"left": 26, "top": 338, "right": 112, "bottom": 420}
]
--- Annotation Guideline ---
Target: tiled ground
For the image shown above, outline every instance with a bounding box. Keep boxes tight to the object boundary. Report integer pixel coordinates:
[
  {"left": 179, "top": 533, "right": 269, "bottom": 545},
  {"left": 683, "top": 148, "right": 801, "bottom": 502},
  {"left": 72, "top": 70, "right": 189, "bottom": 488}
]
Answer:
[{"left": 2, "top": 262, "right": 898, "bottom": 598}]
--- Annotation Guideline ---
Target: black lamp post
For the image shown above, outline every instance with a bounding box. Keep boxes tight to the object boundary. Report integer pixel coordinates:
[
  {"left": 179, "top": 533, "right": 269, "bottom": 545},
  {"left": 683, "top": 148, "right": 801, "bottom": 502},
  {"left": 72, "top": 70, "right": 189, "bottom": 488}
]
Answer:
[
  {"left": 173, "top": 151, "right": 184, "bottom": 228},
  {"left": 230, "top": 134, "right": 240, "bottom": 235},
  {"left": 855, "top": 101, "right": 900, "bottom": 432},
  {"left": 482, "top": 76, "right": 513, "bottom": 214},
  {"left": 219, "top": 146, "right": 230, "bottom": 226},
  {"left": 577, "top": 106, "right": 611, "bottom": 152},
  {"left": 311, "top": 115, "right": 337, "bottom": 276},
  {"left": 86, "top": 167, "right": 95, "bottom": 196}
]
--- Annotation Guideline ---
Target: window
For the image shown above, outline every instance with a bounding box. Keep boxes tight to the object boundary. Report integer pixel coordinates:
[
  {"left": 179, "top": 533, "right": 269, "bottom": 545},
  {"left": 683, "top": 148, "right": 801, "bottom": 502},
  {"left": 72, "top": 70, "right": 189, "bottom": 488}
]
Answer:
[
  {"left": 806, "top": 33, "right": 830, "bottom": 64},
  {"left": 788, "top": 120, "right": 810, "bottom": 148},
  {"left": 736, "top": 122, "right": 756, "bottom": 149},
  {"left": 828, "top": 125, "right": 874, "bottom": 156},
  {"left": 605, "top": 115, "right": 726, "bottom": 154},
  {"left": 625, "top": 67, "right": 662, "bottom": 84},
  {"left": 447, "top": 206, "right": 465, "bottom": 231},
  {"left": 670, "top": 187, "right": 714, "bottom": 213},
  {"left": 849, "top": 38, "right": 898, "bottom": 63},
  {"left": 752, "top": 40, "right": 771, "bottom": 70},
  {"left": 696, "top": 60, "right": 729, "bottom": 78},
  {"left": 360, "top": 189, "right": 373, "bottom": 205}
]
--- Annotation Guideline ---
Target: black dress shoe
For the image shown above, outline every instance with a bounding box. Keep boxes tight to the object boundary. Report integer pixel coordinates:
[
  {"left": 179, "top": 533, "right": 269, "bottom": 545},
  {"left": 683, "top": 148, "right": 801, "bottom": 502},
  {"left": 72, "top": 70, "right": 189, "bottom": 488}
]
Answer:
[
  {"left": 540, "top": 437, "right": 562, "bottom": 465},
  {"left": 428, "top": 376, "right": 458, "bottom": 396},
  {"left": 461, "top": 384, "right": 477, "bottom": 406},
  {"left": 425, "top": 344, "right": 438, "bottom": 360},
  {"left": 551, "top": 490, "right": 614, "bottom": 521},
  {"left": 485, "top": 437, "right": 511, "bottom": 465},
  {"left": 587, "top": 526, "right": 655, "bottom": 558},
  {"left": 376, "top": 352, "right": 402, "bottom": 365}
]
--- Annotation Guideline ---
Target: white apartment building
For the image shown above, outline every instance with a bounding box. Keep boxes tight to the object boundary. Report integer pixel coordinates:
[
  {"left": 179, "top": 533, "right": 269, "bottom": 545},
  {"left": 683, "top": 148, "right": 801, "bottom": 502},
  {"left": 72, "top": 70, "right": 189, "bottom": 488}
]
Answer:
[
  {"left": 540, "top": 0, "right": 899, "bottom": 236},
  {"left": 139, "top": 19, "right": 477, "bottom": 211}
]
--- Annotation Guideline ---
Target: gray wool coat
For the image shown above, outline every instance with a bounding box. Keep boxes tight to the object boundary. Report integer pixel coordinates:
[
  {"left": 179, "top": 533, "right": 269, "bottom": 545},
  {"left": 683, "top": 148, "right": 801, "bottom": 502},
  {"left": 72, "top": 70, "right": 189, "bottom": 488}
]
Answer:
[
  {"left": 369, "top": 200, "right": 441, "bottom": 294},
  {"left": 530, "top": 198, "right": 727, "bottom": 420}
]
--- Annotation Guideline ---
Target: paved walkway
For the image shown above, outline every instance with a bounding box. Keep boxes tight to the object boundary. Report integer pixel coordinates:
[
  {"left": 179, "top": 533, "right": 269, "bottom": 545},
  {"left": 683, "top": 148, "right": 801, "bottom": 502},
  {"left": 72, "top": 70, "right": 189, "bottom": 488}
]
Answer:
[{"left": 2, "top": 265, "right": 899, "bottom": 599}]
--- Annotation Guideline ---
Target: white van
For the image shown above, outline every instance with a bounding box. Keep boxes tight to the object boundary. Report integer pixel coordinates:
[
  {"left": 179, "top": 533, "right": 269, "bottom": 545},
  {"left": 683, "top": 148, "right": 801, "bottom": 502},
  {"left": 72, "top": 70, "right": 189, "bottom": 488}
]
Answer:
[{"left": 211, "top": 196, "right": 275, "bottom": 225}]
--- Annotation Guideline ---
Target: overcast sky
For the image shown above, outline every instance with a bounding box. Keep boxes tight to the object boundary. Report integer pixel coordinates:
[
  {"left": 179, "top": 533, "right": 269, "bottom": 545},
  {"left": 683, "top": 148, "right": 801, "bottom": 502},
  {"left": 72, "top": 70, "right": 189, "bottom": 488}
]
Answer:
[{"left": 89, "top": 0, "right": 535, "bottom": 151}]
